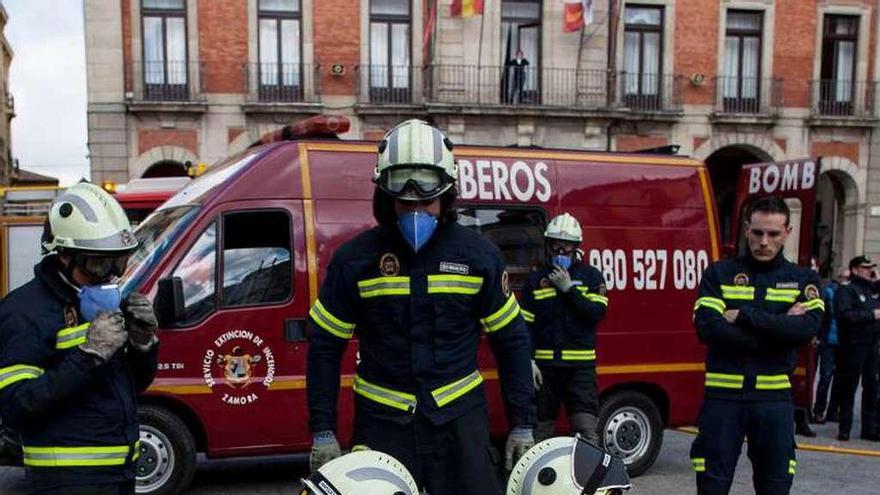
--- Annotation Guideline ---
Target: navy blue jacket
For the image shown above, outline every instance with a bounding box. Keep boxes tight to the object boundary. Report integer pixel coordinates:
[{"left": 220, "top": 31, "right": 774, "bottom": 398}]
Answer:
[
  {"left": 834, "top": 277, "right": 879, "bottom": 346},
  {"left": 307, "top": 222, "right": 536, "bottom": 432},
  {"left": 519, "top": 262, "right": 608, "bottom": 368},
  {"left": 693, "top": 253, "right": 823, "bottom": 401},
  {"left": 0, "top": 256, "right": 158, "bottom": 490}
]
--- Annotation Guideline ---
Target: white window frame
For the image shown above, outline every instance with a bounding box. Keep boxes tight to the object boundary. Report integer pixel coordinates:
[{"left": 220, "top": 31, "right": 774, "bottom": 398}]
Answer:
[
  {"left": 715, "top": 1, "right": 774, "bottom": 112},
  {"left": 248, "top": 0, "right": 316, "bottom": 100},
  {"left": 813, "top": 5, "right": 871, "bottom": 112},
  {"left": 615, "top": 0, "right": 675, "bottom": 100}
]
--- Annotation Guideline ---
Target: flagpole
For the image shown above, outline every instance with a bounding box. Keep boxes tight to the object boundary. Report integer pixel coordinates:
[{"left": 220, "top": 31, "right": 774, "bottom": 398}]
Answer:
[{"left": 477, "top": 0, "right": 487, "bottom": 104}]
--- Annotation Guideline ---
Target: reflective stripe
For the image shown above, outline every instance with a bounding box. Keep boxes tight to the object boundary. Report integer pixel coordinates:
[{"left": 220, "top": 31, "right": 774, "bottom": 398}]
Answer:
[
  {"left": 705, "top": 372, "right": 744, "bottom": 389},
  {"left": 534, "top": 349, "right": 554, "bottom": 360},
  {"left": 480, "top": 294, "right": 520, "bottom": 333},
  {"left": 561, "top": 349, "right": 596, "bottom": 361},
  {"left": 765, "top": 288, "right": 800, "bottom": 303},
  {"left": 802, "top": 299, "right": 825, "bottom": 311},
  {"left": 692, "top": 458, "right": 706, "bottom": 472},
  {"left": 431, "top": 370, "right": 484, "bottom": 407},
  {"left": 532, "top": 288, "right": 557, "bottom": 300},
  {"left": 520, "top": 309, "right": 536, "bottom": 323},
  {"left": 584, "top": 294, "right": 609, "bottom": 306},
  {"left": 694, "top": 296, "right": 726, "bottom": 315},
  {"left": 309, "top": 299, "right": 356, "bottom": 339},
  {"left": 23, "top": 443, "right": 138, "bottom": 467},
  {"left": 353, "top": 375, "right": 417, "bottom": 412},
  {"left": 756, "top": 374, "right": 791, "bottom": 390},
  {"left": 0, "top": 364, "right": 44, "bottom": 390},
  {"left": 788, "top": 459, "right": 797, "bottom": 475},
  {"left": 55, "top": 323, "right": 90, "bottom": 350},
  {"left": 132, "top": 441, "right": 141, "bottom": 462},
  {"left": 720, "top": 285, "right": 755, "bottom": 300},
  {"left": 427, "top": 274, "right": 483, "bottom": 295},
  {"left": 357, "top": 276, "right": 411, "bottom": 298}
]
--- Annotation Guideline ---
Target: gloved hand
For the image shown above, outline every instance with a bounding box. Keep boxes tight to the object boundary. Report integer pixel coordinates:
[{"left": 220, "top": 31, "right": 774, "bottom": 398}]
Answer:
[
  {"left": 548, "top": 265, "right": 574, "bottom": 292},
  {"left": 505, "top": 426, "right": 535, "bottom": 471},
  {"left": 531, "top": 359, "right": 543, "bottom": 391},
  {"left": 310, "top": 431, "right": 342, "bottom": 473},
  {"left": 123, "top": 292, "right": 158, "bottom": 351},
  {"left": 78, "top": 312, "right": 128, "bottom": 362}
]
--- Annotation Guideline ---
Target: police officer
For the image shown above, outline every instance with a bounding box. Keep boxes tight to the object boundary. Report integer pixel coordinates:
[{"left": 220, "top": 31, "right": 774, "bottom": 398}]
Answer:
[
  {"left": 834, "top": 255, "right": 880, "bottom": 441},
  {"left": 519, "top": 213, "right": 608, "bottom": 444},
  {"left": 690, "top": 196, "right": 824, "bottom": 495},
  {"left": 306, "top": 120, "right": 536, "bottom": 495},
  {"left": 0, "top": 182, "right": 159, "bottom": 494}
]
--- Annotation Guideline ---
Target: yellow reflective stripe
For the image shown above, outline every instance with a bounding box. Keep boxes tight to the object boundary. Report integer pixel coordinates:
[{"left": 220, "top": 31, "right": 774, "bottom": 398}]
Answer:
[
  {"left": 584, "top": 294, "right": 609, "bottom": 306},
  {"left": 561, "top": 349, "right": 596, "bottom": 361},
  {"left": 352, "top": 375, "right": 417, "bottom": 412},
  {"left": 427, "top": 274, "right": 483, "bottom": 295},
  {"left": 534, "top": 349, "right": 554, "bottom": 360},
  {"left": 788, "top": 459, "right": 797, "bottom": 475},
  {"left": 694, "top": 297, "right": 726, "bottom": 315},
  {"left": 705, "top": 372, "right": 744, "bottom": 389},
  {"left": 357, "top": 276, "right": 411, "bottom": 298},
  {"left": 765, "top": 288, "right": 800, "bottom": 303},
  {"left": 533, "top": 288, "right": 557, "bottom": 300},
  {"left": 480, "top": 294, "right": 520, "bottom": 333},
  {"left": 756, "top": 374, "right": 791, "bottom": 390},
  {"left": 520, "top": 309, "right": 536, "bottom": 323},
  {"left": 431, "top": 370, "right": 483, "bottom": 407},
  {"left": 0, "top": 364, "right": 44, "bottom": 390},
  {"left": 692, "top": 458, "right": 706, "bottom": 472},
  {"left": 309, "top": 299, "right": 356, "bottom": 339},
  {"left": 23, "top": 444, "right": 136, "bottom": 467},
  {"left": 132, "top": 441, "right": 141, "bottom": 461},
  {"left": 55, "top": 323, "right": 90, "bottom": 350},
  {"left": 720, "top": 285, "right": 755, "bottom": 300},
  {"left": 803, "top": 299, "right": 825, "bottom": 311}
]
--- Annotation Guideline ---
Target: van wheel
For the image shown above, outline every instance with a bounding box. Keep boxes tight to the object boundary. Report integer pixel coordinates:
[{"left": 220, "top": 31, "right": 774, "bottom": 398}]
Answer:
[
  {"left": 598, "top": 391, "right": 663, "bottom": 477},
  {"left": 136, "top": 405, "right": 197, "bottom": 495}
]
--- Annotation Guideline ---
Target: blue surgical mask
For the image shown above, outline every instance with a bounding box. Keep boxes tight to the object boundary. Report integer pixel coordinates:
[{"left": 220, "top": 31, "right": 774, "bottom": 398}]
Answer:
[
  {"left": 79, "top": 284, "right": 122, "bottom": 321},
  {"left": 397, "top": 211, "right": 438, "bottom": 253},
  {"left": 552, "top": 254, "right": 572, "bottom": 271}
]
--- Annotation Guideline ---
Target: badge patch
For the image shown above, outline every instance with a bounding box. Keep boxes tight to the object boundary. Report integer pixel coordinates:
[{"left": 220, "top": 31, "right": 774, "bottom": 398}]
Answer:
[
  {"left": 860, "top": 294, "right": 867, "bottom": 303},
  {"left": 439, "top": 261, "right": 469, "bottom": 275},
  {"left": 734, "top": 273, "right": 750, "bottom": 286},
  {"left": 63, "top": 306, "right": 78, "bottom": 327},
  {"left": 776, "top": 282, "right": 799, "bottom": 289},
  {"left": 380, "top": 252, "right": 400, "bottom": 277},
  {"left": 501, "top": 271, "right": 511, "bottom": 297},
  {"left": 540, "top": 277, "right": 551, "bottom": 289},
  {"left": 804, "top": 284, "right": 820, "bottom": 300},
  {"left": 597, "top": 284, "right": 608, "bottom": 296}
]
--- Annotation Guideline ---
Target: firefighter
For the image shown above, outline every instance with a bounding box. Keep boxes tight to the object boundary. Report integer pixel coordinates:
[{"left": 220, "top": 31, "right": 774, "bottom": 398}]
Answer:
[
  {"left": 690, "top": 196, "right": 823, "bottom": 495},
  {"left": 0, "top": 182, "right": 159, "bottom": 494},
  {"left": 519, "top": 213, "right": 608, "bottom": 444},
  {"left": 834, "top": 255, "right": 880, "bottom": 441},
  {"left": 306, "top": 119, "right": 536, "bottom": 495},
  {"left": 300, "top": 450, "right": 419, "bottom": 495}
]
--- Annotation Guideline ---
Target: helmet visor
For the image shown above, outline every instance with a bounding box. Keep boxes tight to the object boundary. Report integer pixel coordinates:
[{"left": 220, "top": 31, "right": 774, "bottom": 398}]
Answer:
[
  {"left": 380, "top": 167, "right": 449, "bottom": 199},
  {"left": 74, "top": 252, "right": 130, "bottom": 280}
]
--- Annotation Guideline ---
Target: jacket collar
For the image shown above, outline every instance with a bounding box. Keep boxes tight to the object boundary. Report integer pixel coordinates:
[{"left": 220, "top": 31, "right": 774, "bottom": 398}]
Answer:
[
  {"left": 740, "top": 250, "right": 786, "bottom": 272},
  {"left": 34, "top": 255, "right": 80, "bottom": 306}
]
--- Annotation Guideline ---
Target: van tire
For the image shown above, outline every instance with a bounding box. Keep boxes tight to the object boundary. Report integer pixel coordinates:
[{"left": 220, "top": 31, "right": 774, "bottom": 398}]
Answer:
[
  {"left": 136, "top": 405, "right": 197, "bottom": 495},
  {"left": 598, "top": 390, "right": 663, "bottom": 478}
]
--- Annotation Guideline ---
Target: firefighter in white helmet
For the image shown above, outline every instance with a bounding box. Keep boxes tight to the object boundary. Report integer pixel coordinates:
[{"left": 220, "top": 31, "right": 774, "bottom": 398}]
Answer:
[
  {"left": 506, "top": 435, "right": 631, "bottom": 495},
  {"left": 519, "top": 213, "right": 608, "bottom": 444},
  {"left": 300, "top": 450, "right": 419, "bottom": 495},
  {"left": 0, "top": 182, "right": 158, "bottom": 493}
]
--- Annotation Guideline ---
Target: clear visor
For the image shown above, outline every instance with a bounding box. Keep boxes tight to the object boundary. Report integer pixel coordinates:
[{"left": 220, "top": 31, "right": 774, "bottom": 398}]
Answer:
[{"left": 382, "top": 167, "right": 447, "bottom": 198}]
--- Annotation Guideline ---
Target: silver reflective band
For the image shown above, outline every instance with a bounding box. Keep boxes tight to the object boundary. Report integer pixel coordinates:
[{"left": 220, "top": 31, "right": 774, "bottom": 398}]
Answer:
[
  {"left": 431, "top": 370, "right": 483, "bottom": 407},
  {"left": 0, "top": 364, "right": 44, "bottom": 390}
]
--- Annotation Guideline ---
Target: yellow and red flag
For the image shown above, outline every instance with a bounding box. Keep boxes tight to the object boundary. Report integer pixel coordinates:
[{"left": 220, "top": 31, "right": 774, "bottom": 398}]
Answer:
[
  {"left": 563, "top": 0, "right": 593, "bottom": 32},
  {"left": 450, "top": 0, "right": 484, "bottom": 17}
]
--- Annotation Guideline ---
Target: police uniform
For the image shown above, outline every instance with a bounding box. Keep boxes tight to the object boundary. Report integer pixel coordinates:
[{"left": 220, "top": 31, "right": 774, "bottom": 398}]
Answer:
[
  {"left": 306, "top": 221, "right": 535, "bottom": 495},
  {"left": 519, "top": 262, "right": 608, "bottom": 441},
  {"left": 0, "top": 256, "right": 158, "bottom": 494},
  {"left": 834, "top": 276, "right": 879, "bottom": 439},
  {"left": 690, "top": 253, "right": 823, "bottom": 495}
]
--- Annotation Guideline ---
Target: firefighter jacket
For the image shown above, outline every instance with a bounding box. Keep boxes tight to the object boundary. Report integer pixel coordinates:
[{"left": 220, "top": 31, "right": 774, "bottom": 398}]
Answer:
[
  {"left": 306, "top": 222, "right": 536, "bottom": 432},
  {"left": 692, "top": 252, "right": 823, "bottom": 401},
  {"left": 519, "top": 263, "right": 608, "bottom": 368},
  {"left": 834, "top": 277, "right": 879, "bottom": 346},
  {"left": 0, "top": 256, "right": 158, "bottom": 490}
]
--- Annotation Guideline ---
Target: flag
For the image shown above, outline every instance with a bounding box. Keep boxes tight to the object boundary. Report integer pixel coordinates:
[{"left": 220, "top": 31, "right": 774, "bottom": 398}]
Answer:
[
  {"left": 450, "top": 0, "right": 484, "bottom": 17},
  {"left": 563, "top": 0, "right": 584, "bottom": 32},
  {"left": 423, "top": 0, "right": 437, "bottom": 62}
]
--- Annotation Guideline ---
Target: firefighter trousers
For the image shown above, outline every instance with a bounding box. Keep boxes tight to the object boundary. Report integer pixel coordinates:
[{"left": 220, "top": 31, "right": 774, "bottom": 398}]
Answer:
[
  {"left": 690, "top": 399, "right": 795, "bottom": 495},
  {"left": 837, "top": 343, "right": 878, "bottom": 438},
  {"left": 352, "top": 406, "right": 502, "bottom": 495},
  {"left": 536, "top": 365, "right": 599, "bottom": 419}
]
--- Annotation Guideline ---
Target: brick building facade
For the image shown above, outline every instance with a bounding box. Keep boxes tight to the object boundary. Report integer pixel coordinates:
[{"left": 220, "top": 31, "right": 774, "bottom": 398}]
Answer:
[{"left": 85, "top": 0, "right": 880, "bottom": 274}]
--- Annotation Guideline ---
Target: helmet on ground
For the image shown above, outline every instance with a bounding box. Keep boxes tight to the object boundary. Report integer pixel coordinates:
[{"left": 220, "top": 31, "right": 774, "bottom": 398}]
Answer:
[
  {"left": 544, "top": 213, "right": 583, "bottom": 243},
  {"left": 41, "top": 182, "right": 137, "bottom": 255},
  {"left": 300, "top": 450, "right": 419, "bottom": 495},
  {"left": 506, "top": 435, "right": 631, "bottom": 495},
  {"left": 374, "top": 119, "right": 457, "bottom": 201}
]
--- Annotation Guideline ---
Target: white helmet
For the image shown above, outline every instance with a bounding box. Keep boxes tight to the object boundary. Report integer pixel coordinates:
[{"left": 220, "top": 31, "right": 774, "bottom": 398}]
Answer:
[
  {"left": 544, "top": 213, "right": 583, "bottom": 243},
  {"left": 41, "top": 182, "right": 137, "bottom": 255},
  {"left": 507, "top": 435, "right": 631, "bottom": 495},
  {"left": 300, "top": 450, "right": 419, "bottom": 495},
  {"left": 374, "top": 119, "right": 457, "bottom": 201}
]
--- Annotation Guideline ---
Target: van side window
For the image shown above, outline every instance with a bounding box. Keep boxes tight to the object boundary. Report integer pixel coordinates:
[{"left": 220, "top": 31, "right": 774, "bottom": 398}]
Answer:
[
  {"left": 456, "top": 207, "right": 546, "bottom": 290},
  {"left": 221, "top": 210, "right": 292, "bottom": 307},
  {"left": 173, "top": 222, "right": 217, "bottom": 325}
]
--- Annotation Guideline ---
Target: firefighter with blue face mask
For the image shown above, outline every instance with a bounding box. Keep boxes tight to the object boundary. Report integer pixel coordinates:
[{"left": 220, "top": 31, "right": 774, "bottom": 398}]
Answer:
[
  {"left": 306, "top": 119, "right": 536, "bottom": 495},
  {"left": 519, "top": 213, "right": 608, "bottom": 445},
  {"left": 0, "top": 182, "right": 159, "bottom": 494}
]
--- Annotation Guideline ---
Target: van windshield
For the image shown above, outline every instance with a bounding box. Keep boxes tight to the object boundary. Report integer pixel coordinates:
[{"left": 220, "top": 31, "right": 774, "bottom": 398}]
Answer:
[
  {"left": 120, "top": 206, "right": 200, "bottom": 296},
  {"left": 160, "top": 148, "right": 263, "bottom": 210}
]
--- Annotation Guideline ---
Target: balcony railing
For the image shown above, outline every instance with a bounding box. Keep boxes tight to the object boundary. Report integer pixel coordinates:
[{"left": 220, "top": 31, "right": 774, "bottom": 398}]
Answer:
[
  {"left": 129, "top": 60, "right": 205, "bottom": 102},
  {"left": 614, "top": 72, "right": 683, "bottom": 113},
  {"left": 712, "top": 76, "right": 782, "bottom": 115},
  {"left": 243, "top": 63, "right": 320, "bottom": 103},
  {"left": 811, "top": 79, "right": 878, "bottom": 119},
  {"left": 357, "top": 65, "right": 417, "bottom": 105}
]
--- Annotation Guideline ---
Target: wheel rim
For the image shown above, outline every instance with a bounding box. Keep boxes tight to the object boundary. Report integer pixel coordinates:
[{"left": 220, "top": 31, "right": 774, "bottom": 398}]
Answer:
[
  {"left": 603, "top": 406, "right": 651, "bottom": 465},
  {"left": 135, "top": 425, "right": 175, "bottom": 493}
]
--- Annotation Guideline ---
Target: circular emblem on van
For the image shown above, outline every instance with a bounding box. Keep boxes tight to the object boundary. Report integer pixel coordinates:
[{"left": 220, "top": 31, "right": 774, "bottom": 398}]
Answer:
[
  {"left": 380, "top": 252, "right": 400, "bottom": 276},
  {"left": 804, "top": 284, "right": 820, "bottom": 300},
  {"left": 501, "top": 271, "right": 511, "bottom": 297},
  {"left": 201, "top": 330, "right": 276, "bottom": 407},
  {"left": 540, "top": 277, "right": 551, "bottom": 289},
  {"left": 734, "top": 273, "right": 750, "bottom": 286}
]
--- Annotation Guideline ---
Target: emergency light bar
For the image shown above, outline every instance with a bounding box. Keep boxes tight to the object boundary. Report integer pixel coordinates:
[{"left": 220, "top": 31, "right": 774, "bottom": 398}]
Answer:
[{"left": 252, "top": 115, "right": 351, "bottom": 147}]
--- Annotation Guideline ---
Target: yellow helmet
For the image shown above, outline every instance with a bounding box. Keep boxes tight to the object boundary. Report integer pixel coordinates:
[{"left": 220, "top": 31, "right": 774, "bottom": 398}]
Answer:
[
  {"left": 374, "top": 119, "right": 457, "bottom": 201},
  {"left": 300, "top": 450, "right": 419, "bottom": 495},
  {"left": 544, "top": 213, "right": 583, "bottom": 243},
  {"left": 41, "top": 182, "right": 137, "bottom": 255}
]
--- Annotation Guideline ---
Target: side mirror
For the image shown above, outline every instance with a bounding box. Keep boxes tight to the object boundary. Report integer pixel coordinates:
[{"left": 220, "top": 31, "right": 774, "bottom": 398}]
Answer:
[{"left": 155, "top": 277, "right": 185, "bottom": 327}]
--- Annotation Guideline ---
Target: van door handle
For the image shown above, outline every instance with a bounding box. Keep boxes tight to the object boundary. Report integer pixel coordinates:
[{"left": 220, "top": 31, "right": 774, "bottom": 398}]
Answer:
[{"left": 284, "top": 318, "right": 308, "bottom": 343}]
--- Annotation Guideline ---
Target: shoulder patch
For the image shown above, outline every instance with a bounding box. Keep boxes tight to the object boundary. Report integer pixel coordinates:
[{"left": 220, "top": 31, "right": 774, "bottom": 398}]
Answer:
[
  {"left": 379, "top": 252, "right": 400, "bottom": 277},
  {"left": 501, "top": 271, "right": 511, "bottom": 297},
  {"left": 539, "top": 277, "right": 551, "bottom": 289},
  {"left": 63, "top": 306, "right": 78, "bottom": 327},
  {"left": 804, "top": 284, "right": 820, "bottom": 300},
  {"left": 734, "top": 273, "right": 750, "bottom": 286}
]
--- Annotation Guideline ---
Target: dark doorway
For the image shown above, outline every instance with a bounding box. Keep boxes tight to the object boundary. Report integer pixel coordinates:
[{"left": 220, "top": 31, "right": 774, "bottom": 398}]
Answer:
[
  {"left": 705, "top": 145, "right": 770, "bottom": 247},
  {"left": 143, "top": 160, "right": 189, "bottom": 178}
]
